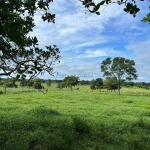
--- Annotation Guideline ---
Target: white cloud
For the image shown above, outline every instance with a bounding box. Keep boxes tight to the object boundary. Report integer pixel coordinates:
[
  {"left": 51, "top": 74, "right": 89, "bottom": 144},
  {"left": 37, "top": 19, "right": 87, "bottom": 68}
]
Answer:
[
  {"left": 29, "top": 0, "right": 150, "bottom": 81},
  {"left": 126, "top": 39, "right": 150, "bottom": 82}
]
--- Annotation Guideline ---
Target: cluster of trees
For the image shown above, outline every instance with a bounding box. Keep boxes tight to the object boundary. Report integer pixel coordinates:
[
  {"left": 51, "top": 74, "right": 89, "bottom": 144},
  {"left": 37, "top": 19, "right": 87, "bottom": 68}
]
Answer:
[
  {"left": 0, "top": 78, "right": 52, "bottom": 93},
  {"left": 90, "top": 77, "right": 118, "bottom": 92}
]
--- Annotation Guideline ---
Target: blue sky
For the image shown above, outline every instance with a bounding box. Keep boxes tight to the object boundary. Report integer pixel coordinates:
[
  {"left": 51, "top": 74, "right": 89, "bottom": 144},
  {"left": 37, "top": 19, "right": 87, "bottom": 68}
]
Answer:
[{"left": 33, "top": 0, "right": 150, "bottom": 81}]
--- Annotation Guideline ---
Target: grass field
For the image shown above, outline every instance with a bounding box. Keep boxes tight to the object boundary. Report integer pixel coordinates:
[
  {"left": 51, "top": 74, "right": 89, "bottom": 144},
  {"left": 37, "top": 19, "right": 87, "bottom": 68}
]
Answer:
[{"left": 0, "top": 84, "right": 150, "bottom": 150}]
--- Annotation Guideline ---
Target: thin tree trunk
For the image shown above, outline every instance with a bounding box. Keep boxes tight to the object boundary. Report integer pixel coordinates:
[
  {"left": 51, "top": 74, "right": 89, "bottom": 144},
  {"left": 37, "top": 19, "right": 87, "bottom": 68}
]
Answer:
[
  {"left": 4, "top": 86, "right": 6, "bottom": 93},
  {"left": 118, "top": 80, "right": 121, "bottom": 95},
  {"left": 22, "top": 86, "right": 24, "bottom": 92}
]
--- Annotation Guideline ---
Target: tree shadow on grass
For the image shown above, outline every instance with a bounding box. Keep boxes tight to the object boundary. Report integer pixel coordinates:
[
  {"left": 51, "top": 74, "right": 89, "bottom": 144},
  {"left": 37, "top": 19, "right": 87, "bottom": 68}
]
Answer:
[{"left": 0, "top": 107, "right": 93, "bottom": 150}]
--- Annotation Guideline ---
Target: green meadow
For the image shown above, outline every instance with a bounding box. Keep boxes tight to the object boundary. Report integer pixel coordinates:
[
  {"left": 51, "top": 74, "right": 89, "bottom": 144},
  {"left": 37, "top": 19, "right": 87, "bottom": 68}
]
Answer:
[{"left": 0, "top": 84, "right": 150, "bottom": 150}]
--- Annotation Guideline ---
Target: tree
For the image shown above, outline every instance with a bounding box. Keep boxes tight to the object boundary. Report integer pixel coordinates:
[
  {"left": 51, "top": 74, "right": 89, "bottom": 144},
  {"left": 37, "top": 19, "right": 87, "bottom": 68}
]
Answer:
[
  {"left": 101, "top": 57, "right": 137, "bottom": 94},
  {"left": 33, "top": 78, "right": 43, "bottom": 90},
  {"left": 90, "top": 79, "right": 96, "bottom": 91},
  {"left": 46, "top": 79, "right": 51, "bottom": 91},
  {"left": 103, "top": 77, "right": 118, "bottom": 92},
  {"left": 123, "top": 81, "right": 135, "bottom": 87},
  {"left": 80, "top": 0, "right": 150, "bottom": 23},
  {"left": 0, "top": 0, "right": 60, "bottom": 79},
  {"left": 63, "top": 76, "right": 79, "bottom": 91},
  {"left": 20, "top": 79, "right": 27, "bottom": 91},
  {"left": 95, "top": 78, "right": 103, "bottom": 91},
  {"left": 57, "top": 82, "right": 66, "bottom": 90},
  {"left": 90, "top": 78, "right": 103, "bottom": 91}
]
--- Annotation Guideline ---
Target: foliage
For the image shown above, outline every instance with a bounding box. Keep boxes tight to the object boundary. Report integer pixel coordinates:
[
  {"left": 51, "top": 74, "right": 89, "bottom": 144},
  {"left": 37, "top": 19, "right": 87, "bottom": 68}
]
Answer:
[
  {"left": 80, "top": 0, "right": 149, "bottom": 21},
  {"left": 46, "top": 79, "right": 51, "bottom": 87},
  {"left": 63, "top": 76, "right": 79, "bottom": 91},
  {"left": 4, "top": 78, "right": 17, "bottom": 88},
  {"left": 103, "top": 77, "right": 118, "bottom": 91},
  {"left": 136, "top": 82, "right": 150, "bottom": 90},
  {"left": 90, "top": 79, "right": 96, "bottom": 91},
  {"left": 101, "top": 57, "right": 137, "bottom": 94},
  {"left": 33, "top": 78, "right": 43, "bottom": 89},
  {"left": 80, "top": 80, "right": 90, "bottom": 85},
  {"left": 90, "top": 78, "right": 103, "bottom": 91},
  {"left": 57, "top": 82, "right": 66, "bottom": 90},
  {"left": 95, "top": 78, "right": 103, "bottom": 90},
  {"left": 123, "top": 81, "right": 135, "bottom": 87},
  {"left": 0, "top": 0, "right": 60, "bottom": 79}
]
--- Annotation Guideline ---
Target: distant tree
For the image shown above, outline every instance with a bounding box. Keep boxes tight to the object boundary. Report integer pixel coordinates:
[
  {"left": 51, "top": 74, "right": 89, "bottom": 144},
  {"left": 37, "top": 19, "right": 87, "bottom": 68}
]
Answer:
[
  {"left": 136, "top": 82, "right": 150, "bottom": 90},
  {"left": 80, "top": 80, "right": 90, "bottom": 85},
  {"left": 27, "top": 80, "right": 34, "bottom": 89},
  {"left": 57, "top": 82, "right": 66, "bottom": 90},
  {"left": 90, "top": 80, "right": 96, "bottom": 91},
  {"left": 95, "top": 78, "right": 103, "bottom": 91},
  {"left": 33, "top": 79, "right": 43, "bottom": 90},
  {"left": 90, "top": 78, "right": 103, "bottom": 91},
  {"left": 63, "top": 76, "right": 79, "bottom": 91},
  {"left": 5, "top": 78, "right": 17, "bottom": 88},
  {"left": 103, "top": 77, "right": 118, "bottom": 92},
  {"left": 101, "top": 57, "right": 137, "bottom": 94},
  {"left": 123, "top": 81, "right": 135, "bottom": 87},
  {"left": 20, "top": 79, "right": 27, "bottom": 91},
  {"left": 46, "top": 79, "right": 51, "bottom": 91}
]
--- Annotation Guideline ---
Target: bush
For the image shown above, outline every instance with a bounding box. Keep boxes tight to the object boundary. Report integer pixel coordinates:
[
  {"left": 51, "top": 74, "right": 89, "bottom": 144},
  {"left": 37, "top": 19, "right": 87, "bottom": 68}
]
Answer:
[
  {"left": 33, "top": 82, "right": 43, "bottom": 89},
  {"left": 0, "top": 90, "right": 3, "bottom": 94}
]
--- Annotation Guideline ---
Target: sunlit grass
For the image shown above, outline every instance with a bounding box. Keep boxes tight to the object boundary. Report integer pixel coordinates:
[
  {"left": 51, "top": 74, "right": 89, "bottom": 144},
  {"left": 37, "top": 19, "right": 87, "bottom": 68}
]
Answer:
[{"left": 0, "top": 84, "right": 150, "bottom": 149}]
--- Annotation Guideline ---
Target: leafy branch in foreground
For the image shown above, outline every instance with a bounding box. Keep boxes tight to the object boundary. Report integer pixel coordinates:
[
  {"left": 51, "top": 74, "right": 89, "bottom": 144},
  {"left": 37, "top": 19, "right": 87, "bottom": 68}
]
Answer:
[
  {"left": 0, "top": 0, "right": 60, "bottom": 79},
  {"left": 80, "top": 0, "right": 149, "bottom": 21}
]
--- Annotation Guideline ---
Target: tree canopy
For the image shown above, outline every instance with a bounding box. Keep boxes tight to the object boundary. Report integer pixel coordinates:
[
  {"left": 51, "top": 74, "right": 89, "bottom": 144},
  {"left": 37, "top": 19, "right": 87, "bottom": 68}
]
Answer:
[
  {"left": 103, "top": 77, "right": 118, "bottom": 91},
  {"left": 80, "top": 0, "right": 150, "bottom": 23},
  {"left": 63, "top": 75, "right": 79, "bottom": 91},
  {"left": 0, "top": 0, "right": 60, "bottom": 79},
  {"left": 90, "top": 78, "right": 103, "bottom": 91},
  {"left": 101, "top": 57, "right": 138, "bottom": 94}
]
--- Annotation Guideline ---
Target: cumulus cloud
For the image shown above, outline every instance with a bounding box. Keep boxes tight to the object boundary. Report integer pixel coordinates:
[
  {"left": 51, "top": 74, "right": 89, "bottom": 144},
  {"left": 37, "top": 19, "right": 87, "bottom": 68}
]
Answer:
[{"left": 30, "top": 0, "right": 150, "bottom": 81}]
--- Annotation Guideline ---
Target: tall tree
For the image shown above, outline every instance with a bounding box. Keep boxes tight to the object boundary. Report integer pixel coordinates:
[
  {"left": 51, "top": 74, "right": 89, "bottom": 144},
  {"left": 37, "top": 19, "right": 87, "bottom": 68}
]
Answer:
[
  {"left": 80, "top": 0, "right": 150, "bottom": 23},
  {"left": 0, "top": 0, "right": 60, "bottom": 79},
  {"left": 101, "top": 57, "right": 137, "bottom": 94}
]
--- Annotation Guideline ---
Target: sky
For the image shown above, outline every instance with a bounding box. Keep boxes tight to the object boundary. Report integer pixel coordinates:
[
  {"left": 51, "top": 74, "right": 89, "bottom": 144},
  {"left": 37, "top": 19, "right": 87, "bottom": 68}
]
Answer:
[{"left": 33, "top": 0, "right": 150, "bottom": 82}]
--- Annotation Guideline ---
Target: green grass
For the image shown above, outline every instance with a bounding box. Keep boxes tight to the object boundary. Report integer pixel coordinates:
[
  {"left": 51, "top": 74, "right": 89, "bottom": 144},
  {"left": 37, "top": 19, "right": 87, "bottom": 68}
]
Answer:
[{"left": 0, "top": 85, "right": 150, "bottom": 150}]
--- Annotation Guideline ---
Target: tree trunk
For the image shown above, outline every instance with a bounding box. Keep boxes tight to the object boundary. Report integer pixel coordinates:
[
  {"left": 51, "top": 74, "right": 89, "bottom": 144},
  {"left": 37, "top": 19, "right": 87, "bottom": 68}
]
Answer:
[
  {"left": 118, "top": 80, "right": 121, "bottom": 95},
  {"left": 22, "top": 86, "right": 24, "bottom": 92},
  {"left": 14, "top": 86, "right": 16, "bottom": 93},
  {"left": 4, "top": 86, "right": 6, "bottom": 93}
]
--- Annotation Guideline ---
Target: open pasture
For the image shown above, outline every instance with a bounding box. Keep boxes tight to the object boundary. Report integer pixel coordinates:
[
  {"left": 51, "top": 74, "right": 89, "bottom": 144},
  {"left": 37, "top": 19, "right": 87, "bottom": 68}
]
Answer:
[{"left": 0, "top": 85, "right": 150, "bottom": 150}]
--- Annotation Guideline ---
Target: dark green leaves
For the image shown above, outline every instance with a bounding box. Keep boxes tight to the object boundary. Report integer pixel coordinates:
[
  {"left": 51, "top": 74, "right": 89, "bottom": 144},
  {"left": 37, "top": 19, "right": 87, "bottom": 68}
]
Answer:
[
  {"left": 124, "top": 3, "right": 140, "bottom": 17},
  {"left": 0, "top": 0, "right": 60, "bottom": 79},
  {"left": 141, "top": 6, "right": 150, "bottom": 24},
  {"left": 80, "top": 0, "right": 145, "bottom": 18}
]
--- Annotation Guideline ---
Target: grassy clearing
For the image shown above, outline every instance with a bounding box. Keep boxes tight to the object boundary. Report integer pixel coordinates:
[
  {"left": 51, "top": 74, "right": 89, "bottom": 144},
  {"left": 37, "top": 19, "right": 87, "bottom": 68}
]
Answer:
[{"left": 0, "top": 85, "right": 150, "bottom": 150}]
